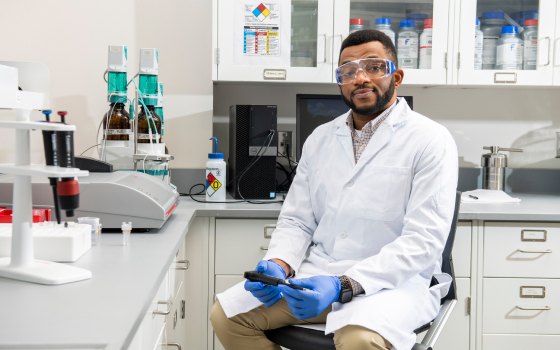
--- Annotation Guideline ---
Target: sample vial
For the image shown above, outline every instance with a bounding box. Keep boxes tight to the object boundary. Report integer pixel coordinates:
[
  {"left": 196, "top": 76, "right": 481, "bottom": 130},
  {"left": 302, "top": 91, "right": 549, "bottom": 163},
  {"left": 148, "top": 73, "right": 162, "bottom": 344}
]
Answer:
[
  {"left": 374, "top": 18, "right": 395, "bottom": 46},
  {"left": 522, "top": 20, "right": 538, "bottom": 70},
  {"left": 397, "top": 20, "right": 419, "bottom": 69},
  {"left": 474, "top": 18, "right": 484, "bottom": 70},
  {"left": 122, "top": 222, "right": 132, "bottom": 246},
  {"left": 77, "top": 217, "right": 101, "bottom": 245},
  {"left": 419, "top": 19, "right": 433, "bottom": 69},
  {"left": 495, "top": 26, "right": 523, "bottom": 71}
]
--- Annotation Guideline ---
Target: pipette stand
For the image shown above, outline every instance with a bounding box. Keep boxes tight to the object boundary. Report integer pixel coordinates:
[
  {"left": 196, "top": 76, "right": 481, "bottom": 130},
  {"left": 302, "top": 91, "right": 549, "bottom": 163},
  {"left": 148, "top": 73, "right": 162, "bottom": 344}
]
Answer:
[{"left": 0, "top": 61, "right": 91, "bottom": 285}]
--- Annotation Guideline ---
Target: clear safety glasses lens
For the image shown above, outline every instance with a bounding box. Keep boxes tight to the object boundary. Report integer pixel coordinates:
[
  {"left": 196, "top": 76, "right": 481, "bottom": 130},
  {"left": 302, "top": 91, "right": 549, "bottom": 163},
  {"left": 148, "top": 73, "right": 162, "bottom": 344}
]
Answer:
[{"left": 336, "top": 59, "right": 395, "bottom": 85}]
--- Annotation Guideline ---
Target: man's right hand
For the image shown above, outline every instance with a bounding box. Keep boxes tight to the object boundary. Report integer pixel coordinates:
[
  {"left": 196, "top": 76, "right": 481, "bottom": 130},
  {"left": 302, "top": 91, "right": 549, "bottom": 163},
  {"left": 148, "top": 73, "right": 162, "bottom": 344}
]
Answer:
[{"left": 244, "top": 260, "right": 286, "bottom": 307}]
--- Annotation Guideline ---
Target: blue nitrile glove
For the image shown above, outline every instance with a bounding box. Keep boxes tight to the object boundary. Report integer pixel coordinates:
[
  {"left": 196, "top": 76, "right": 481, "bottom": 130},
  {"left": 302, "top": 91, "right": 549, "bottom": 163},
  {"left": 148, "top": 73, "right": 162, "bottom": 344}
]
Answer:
[
  {"left": 278, "top": 276, "right": 341, "bottom": 320},
  {"left": 244, "top": 260, "right": 287, "bottom": 307}
]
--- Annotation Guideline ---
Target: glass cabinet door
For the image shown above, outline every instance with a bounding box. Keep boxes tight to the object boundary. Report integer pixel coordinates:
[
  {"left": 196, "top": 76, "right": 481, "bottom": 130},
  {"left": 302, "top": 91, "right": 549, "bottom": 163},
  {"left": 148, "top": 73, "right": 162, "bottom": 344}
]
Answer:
[
  {"left": 216, "top": 0, "right": 334, "bottom": 83},
  {"left": 333, "top": 0, "right": 451, "bottom": 85},
  {"left": 457, "top": 0, "right": 555, "bottom": 86}
]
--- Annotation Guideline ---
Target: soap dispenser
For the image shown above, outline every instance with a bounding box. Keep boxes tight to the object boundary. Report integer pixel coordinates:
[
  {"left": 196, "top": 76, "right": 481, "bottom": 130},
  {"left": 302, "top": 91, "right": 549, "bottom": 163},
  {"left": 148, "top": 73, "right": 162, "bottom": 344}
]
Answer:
[{"left": 481, "top": 146, "right": 523, "bottom": 191}]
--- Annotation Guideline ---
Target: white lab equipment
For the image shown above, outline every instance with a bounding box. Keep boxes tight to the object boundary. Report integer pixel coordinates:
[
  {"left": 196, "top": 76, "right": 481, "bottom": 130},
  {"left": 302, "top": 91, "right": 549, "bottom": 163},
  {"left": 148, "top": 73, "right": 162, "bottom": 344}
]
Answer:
[
  {"left": 206, "top": 137, "right": 226, "bottom": 202},
  {"left": 349, "top": 18, "right": 364, "bottom": 33},
  {"left": 418, "top": 19, "right": 433, "bottom": 69},
  {"left": 522, "top": 20, "right": 538, "bottom": 70},
  {"left": 374, "top": 18, "right": 395, "bottom": 45},
  {"left": 397, "top": 20, "right": 419, "bottom": 69},
  {"left": 77, "top": 217, "right": 101, "bottom": 245},
  {"left": 495, "top": 26, "right": 523, "bottom": 71},
  {"left": 474, "top": 18, "right": 484, "bottom": 70},
  {"left": 481, "top": 11, "right": 505, "bottom": 70},
  {"left": 407, "top": 13, "right": 428, "bottom": 35},
  {"left": 122, "top": 222, "right": 132, "bottom": 246}
]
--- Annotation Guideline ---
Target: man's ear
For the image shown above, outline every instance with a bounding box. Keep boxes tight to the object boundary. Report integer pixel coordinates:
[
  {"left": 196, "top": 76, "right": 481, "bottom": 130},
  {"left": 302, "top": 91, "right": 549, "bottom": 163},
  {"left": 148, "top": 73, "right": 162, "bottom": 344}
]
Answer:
[{"left": 393, "top": 69, "right": 404, "bottom": 89}]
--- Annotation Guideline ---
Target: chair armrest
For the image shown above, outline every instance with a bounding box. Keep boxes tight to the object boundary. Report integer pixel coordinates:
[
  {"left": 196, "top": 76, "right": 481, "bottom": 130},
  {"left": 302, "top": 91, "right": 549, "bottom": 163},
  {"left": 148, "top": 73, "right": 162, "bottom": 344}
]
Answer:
[
  {"left": 420, "top": 299, "right": 457, "bottom": 348},
  {"left": 412, "top": 344, "right": 432, "bottom": 350}
]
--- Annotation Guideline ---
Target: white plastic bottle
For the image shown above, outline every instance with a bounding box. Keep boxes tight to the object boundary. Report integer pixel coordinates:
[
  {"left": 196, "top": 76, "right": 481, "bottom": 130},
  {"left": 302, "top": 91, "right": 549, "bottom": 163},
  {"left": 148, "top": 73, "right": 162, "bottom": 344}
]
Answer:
[
  {"left": 349, "top": 18, "right": 364, "bottom": 34},
  {"left": 206, "top": 137, "right": 226, "bottom": 201},
  {"left": 522, "top": 19, "right": 538, "bottom": 70},
  {"left": 419, "top": 19, "right": 433, "bottom": 69},
  {"left": 474, "top": 18, "right": 484, "bottom": 70},
  {"left": 495, "top": 26, "right": 523, "bottom": 70},
  {"left": 374, "top": 18, "right": 395, "bottom": 46},
  {"left": 397, "top": 20, "right": 419, "bottom": 69},
  {"left": 481, "top": 11, "right": 505, "bottom": 70}
]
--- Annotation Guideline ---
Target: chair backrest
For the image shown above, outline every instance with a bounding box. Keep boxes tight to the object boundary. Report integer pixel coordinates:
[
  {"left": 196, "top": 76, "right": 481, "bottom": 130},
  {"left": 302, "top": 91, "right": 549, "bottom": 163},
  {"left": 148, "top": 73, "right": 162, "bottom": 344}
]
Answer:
[{"left": 440, "top": 191, "right": 461, "bottom": 301}]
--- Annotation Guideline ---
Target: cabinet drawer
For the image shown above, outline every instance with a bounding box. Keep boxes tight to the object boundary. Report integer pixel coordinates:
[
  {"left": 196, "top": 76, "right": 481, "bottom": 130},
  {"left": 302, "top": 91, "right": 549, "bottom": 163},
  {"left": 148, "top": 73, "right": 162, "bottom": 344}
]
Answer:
[
  {"left": 215, "top": 275, "right": 245, "bottom": 294},
  {"left": 482, "top": 278, "right": 560, "bottom": 335},
  {"left": 215, "top": 219, "right": 278, "bottom": 275},
  {"left": 140, "top": 273, "right": 170, "bottom": 350},
  {"left": 484, "top": 222, "right": 560, "bottom": 278},
  {"left": 453, "top": 222, "right": 472, "bottom": 278},
  {"left": 483, "top": 334, "right": 560, "bottom": 350}
]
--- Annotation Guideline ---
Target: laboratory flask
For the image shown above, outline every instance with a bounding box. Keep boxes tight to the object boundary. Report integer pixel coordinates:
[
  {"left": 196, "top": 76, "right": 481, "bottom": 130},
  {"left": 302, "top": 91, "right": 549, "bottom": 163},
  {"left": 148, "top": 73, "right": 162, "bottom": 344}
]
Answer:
[{"left": 102, "top": 103, "right": 130, "bottom": 140}]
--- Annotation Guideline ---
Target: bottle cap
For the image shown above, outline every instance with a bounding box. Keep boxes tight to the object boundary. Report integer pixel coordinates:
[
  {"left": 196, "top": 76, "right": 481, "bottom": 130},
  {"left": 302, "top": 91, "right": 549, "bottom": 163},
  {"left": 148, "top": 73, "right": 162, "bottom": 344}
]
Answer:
[
  {"left": 482, "top": 11, "right": 505, "bottom": 20},
  {"left": 399, "top": 20, "right": 415, "bottom": 28},
  {"left": 525, "top": 10, "right": 538, "bottom": 20},
  {"left": 424, "top": 19, "right": 433, "bottom": 29},
  {"left": 121, "top": 222, "right": 132, "bottom": 231},
  {"left": 476, "top": 18, "right": 480, "bottom": 25},
  {"left": 375, "top": 18, "right": 391, "bottom": 25},
  {"left": 501, "top": 25, "right": 519, "bottom": 34},
  {"left": 209, "top": 137, "right": 225, "bottom": 159},
  {"left": 407, "top": 13, "right": 429, "bottom": 20},
  {"left": 350, "top": 18, "right": 363, "bottom": 25},
  {"left": 524, "top": 19, "right": 538, "bottom": 26}
]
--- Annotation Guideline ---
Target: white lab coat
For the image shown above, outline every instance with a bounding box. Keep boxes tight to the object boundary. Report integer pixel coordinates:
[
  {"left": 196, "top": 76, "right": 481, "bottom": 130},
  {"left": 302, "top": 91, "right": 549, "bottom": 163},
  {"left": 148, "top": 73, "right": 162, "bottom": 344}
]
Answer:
[{"left": 217, "top": 98, "right": 458, "bottom": 350}]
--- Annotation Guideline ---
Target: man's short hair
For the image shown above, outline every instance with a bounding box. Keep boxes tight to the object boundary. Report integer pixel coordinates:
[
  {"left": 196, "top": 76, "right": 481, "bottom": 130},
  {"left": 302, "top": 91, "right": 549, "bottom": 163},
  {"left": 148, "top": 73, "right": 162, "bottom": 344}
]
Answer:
[{"left": 338, "top": 29, "right": 398, "bottom": 67}]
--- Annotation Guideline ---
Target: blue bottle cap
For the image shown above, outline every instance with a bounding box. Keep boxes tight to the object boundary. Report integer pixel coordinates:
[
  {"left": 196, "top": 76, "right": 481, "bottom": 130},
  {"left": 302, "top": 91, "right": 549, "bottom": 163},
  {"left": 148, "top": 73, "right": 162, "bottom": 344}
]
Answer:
[
  {"left": 482, "top": 11, "right": 505, "bottom": 20},
  {"left": 476, "top": 18, "right": 480, "bottom": 25},
  {"left": 375, "top": 18, "right": 391, "bottom": 25},
  {"left": 399, "top": 20, "right": 415, "bottom": 28},
  {"left": 407, "top": 13, "right": 429, "bottom": 20},
  {"left": 208, "top": 137, "right": 224, "bottom": 159},
  {"left": 501, "top": 25, "right": 519, "bottom": 34}
]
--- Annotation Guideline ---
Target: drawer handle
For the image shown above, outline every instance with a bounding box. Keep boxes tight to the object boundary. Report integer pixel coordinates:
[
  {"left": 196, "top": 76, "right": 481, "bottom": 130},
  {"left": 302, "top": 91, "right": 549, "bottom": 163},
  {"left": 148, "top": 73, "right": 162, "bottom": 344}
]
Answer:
[
  {"left": 175, "top": 260, "right": 190, "bottom": 270},
  {"left": 516, "top": 305, "right": 551, "bottom": 311},
  {"left": 164, "top": 343, "right": 181, "bottom": 350},
  {"left": 260, "top": 246, "right": 269, "bottom": 250},
  {"left": 153, "top": 300, "right": 173, "bottom": 315},
  {"left": 264, "top": 225, "right": 276, "bottom": 239},
  {"left": 517, "top": 249, "right": 552, "bottom": 254}
]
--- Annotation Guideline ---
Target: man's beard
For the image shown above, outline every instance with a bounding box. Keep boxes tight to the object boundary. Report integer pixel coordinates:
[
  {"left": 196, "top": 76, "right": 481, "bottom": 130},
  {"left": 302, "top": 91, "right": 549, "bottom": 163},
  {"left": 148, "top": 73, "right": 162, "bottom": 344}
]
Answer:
[{"left": 341, "top": 77, "right": 395, "bottom": 116}]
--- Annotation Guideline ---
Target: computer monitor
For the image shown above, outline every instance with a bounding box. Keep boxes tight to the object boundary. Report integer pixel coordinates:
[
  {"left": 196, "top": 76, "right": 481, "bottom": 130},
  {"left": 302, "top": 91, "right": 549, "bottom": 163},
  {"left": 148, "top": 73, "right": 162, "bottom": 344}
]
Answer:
[{"left": 295, "top": 94, "right": 413, "bottom": 161}]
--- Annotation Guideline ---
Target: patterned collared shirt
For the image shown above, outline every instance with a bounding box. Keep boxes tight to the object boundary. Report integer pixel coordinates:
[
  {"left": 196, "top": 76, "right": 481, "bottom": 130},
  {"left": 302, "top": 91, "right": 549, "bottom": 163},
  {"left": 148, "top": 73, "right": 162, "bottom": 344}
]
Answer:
[{"left": 346, "top": 99, "right": 398, "bottom": 163}]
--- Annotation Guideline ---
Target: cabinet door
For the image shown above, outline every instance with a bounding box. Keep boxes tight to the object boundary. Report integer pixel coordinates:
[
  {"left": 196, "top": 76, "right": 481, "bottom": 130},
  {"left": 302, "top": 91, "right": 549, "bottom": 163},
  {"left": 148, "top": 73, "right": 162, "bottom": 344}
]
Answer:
[
  {"left": 334, "top": 0, "right": 451, "bottom": 85},
  {"left": 217, "top": 0, "right": 335, "bottom": 83},
  {"left": 457, "top": 0, "right": 555, "bottom": 86}
]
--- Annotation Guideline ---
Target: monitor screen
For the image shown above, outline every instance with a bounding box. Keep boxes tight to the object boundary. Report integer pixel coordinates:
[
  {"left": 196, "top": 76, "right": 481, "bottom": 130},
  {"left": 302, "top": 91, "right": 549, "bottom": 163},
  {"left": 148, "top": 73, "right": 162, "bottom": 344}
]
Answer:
[{"left": 296, "top": 94, "right": 412, "bottom": 161}]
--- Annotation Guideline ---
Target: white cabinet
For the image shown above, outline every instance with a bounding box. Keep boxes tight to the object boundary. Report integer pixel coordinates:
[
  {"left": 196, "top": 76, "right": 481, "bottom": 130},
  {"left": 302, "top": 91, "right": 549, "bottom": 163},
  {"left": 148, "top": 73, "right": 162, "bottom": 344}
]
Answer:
[{"left": 456, "top": 0, "right": 556, "bottom": 86}]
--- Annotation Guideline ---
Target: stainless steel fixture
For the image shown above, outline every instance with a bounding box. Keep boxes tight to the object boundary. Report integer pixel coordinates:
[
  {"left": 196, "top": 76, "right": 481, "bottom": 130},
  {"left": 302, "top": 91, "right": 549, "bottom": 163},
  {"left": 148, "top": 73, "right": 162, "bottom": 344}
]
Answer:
[{"left": 481, "top": 146, "right": 523, "bottom": 190}]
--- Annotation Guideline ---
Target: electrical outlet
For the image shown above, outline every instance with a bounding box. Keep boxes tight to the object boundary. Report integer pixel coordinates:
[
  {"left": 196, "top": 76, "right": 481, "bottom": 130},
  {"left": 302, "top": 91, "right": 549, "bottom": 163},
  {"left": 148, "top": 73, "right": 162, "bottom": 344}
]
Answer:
[{"left": 278, "top": 131, "right": 294, "bottom": 158}]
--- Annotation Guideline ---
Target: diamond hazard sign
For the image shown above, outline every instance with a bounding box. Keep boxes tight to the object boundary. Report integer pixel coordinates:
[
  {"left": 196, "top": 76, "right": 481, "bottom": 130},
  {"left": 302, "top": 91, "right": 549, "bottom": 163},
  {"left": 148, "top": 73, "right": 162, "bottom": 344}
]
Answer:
[{"left": 206, "top": 172, "right": 222, "bottom": 197}]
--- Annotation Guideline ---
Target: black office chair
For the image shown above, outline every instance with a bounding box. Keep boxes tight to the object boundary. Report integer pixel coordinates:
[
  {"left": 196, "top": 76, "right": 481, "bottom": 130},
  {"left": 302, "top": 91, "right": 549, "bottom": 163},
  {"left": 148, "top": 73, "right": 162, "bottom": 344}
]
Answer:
[{"left": 265, "top": 191, "right": 462, "bottom": 350}]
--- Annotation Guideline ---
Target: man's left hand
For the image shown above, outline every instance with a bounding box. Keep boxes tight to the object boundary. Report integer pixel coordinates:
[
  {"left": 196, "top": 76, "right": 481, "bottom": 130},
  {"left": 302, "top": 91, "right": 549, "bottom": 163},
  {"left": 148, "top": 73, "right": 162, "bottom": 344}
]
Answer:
[{"left": 278, "top": 276, "right": 341, "bottom": 320}]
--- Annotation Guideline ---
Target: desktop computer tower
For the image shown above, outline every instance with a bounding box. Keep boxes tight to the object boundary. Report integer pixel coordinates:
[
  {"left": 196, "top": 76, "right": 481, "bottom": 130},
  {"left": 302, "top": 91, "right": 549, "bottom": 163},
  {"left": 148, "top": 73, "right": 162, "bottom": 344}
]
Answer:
[{"left": 228, "top": 105, "right": 278, "bottom": 199}]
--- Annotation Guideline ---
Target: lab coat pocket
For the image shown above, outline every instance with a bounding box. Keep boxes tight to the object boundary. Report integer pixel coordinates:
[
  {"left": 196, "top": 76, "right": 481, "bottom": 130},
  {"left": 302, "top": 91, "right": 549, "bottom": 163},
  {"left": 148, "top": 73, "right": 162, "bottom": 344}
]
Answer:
[{"left": 355, "top": 166, "right": 410, "bottom": 221}]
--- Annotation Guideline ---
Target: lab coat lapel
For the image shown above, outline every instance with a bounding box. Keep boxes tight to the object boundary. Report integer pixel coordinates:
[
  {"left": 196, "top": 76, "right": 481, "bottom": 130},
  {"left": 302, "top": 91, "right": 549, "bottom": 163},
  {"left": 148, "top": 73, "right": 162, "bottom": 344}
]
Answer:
[
  {"left": 349, "top": 122, "right": 393, "bottom": 178},
  {"left": 334, "top": 111, "right": 355, "bottom": 168}
]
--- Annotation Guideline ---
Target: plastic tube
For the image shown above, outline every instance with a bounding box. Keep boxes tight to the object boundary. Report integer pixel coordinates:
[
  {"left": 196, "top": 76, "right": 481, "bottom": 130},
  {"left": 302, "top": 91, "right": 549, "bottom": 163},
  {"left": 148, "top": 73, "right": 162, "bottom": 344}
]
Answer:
[{"left": 122, "top": 221, "right": 132, "bottom": 246}]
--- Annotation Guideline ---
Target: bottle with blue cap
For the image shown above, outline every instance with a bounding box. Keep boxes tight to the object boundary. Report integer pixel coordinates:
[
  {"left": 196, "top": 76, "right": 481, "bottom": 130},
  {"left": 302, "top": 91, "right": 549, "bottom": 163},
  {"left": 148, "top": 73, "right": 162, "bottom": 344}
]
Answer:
[
  {"left": 495, "top": 26, "right": 523, "bottom": 70},
  {"left": 474, "top": 18, "right": 484, "bottom": 70},
  {"left": 397, "top": 20, "right": 419, "bottom": 69},
  {"left": 407, "top": 13, "right": 429, "bottom": 35},
  {"left": 374, "top": 18, "right": 395, "bottom": 46},
  {"left": 206, "top": 137, "right": 226, "bottom": 201},
  {"left": 481, "top": 11, "right": 505, "bottom": 69}
]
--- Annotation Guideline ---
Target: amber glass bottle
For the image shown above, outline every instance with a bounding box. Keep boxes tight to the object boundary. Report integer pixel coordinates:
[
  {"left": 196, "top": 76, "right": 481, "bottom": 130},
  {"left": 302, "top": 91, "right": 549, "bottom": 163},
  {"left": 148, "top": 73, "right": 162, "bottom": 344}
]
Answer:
[
  {"left": 137, "top": 105, "right": 162, "bottom": 143},
  {"left": 102, "top": 103, "right": 130, "bottom": 140}
]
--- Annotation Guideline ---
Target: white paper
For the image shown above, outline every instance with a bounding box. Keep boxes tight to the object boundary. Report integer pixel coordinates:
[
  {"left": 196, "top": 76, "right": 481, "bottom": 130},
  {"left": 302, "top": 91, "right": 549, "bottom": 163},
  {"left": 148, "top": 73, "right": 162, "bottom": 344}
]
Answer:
[
  {"left": 234, "top": 1, "right": 291, "bottom": 66},
  {"left": 461, "top": 189, "right": 521, "bottom": 203}
]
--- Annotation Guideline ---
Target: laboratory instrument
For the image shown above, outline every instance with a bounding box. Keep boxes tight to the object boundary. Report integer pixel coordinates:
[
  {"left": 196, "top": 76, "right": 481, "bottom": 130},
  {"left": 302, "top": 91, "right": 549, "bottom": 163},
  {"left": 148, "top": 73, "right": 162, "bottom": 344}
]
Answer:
[
  {"left": 418, "top": 19, "right": 433, "bottom": 69},
  {"left": 244, "top": 271, "right": 307, "bottom": 291},
  {"left": 228, "top": 105, "right": 277, "bottom": 199},
  {"left": 481, "top": 146, "right": 523, "bottom": 191},
  {"left": 374, "top": 18, "right": 395, "bottom": 45},
  {"left": 206, "top": 137, "right": 226, "bottom": 201},
  {"left": 122, "top": 222, "right": 131, "bottom": 246},
  {"left": 495, "top": 26, "right": 523, "bottom": 71},
  {"left": 407, "top": 13, "right": 429, "bottom": 34},
  {"left": 397, "top": 20, "right": 419, "bottom": 69},
  {"left": 474, "top": 18, "right": 483, "bottom": 70},
  {"left": 481, "top": 11, "right": 505, "bottom": 70},
  {"left": 41, "top": 109, "right": 62, "bottom": 224},
  {"left": 0, "top": 61, "right": 91, "bottom": 285},
  {"left": 106, "top": 45, "right": 128, "bottom": 104},
  {"left": 349, "top": 18, "right": 364, "bottom": 33},
  {"left": 522, "top": 20, "right": 538, "bottom": 70},
  {"left": 155, "top": 82, "right": 164, "bottom": 136},
  {"left": 77, "top": 217, "right": 101, "bottom": 245}
]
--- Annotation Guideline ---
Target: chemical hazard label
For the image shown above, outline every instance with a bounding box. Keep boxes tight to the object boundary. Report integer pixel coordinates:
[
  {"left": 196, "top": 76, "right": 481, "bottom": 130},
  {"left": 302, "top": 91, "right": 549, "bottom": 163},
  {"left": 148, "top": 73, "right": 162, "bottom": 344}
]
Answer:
[{"left": 206, "top": 172, "right": 222, "bottom": 197}]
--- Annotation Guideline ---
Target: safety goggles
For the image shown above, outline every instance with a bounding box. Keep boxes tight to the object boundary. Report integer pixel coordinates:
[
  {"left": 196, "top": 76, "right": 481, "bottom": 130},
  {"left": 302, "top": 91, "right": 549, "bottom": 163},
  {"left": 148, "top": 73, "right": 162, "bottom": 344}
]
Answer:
[{"left": 335, "top": 58, "right": 396, "bottom": 85}]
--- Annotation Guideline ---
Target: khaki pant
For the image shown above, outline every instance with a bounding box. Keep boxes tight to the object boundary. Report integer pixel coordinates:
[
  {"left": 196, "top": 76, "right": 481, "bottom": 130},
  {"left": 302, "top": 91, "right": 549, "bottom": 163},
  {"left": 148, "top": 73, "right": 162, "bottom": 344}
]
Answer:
[{"left": 210, "top": 298, "right": 393, "bottom": 350}]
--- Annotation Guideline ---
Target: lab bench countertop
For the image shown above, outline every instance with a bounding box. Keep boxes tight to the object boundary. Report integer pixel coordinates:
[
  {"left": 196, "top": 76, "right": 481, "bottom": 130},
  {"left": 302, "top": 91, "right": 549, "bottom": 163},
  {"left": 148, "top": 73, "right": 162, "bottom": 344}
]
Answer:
[{"left": 2, "top": 192, "right": 560, "bottom": 350}]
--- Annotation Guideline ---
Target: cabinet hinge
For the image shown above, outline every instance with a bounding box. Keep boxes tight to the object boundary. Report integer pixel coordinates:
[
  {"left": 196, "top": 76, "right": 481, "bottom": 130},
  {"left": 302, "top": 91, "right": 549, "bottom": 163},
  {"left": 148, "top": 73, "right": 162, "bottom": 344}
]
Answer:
[
  {"left": 445, "top": 52, "right": 448, "bottom": 69},
  {"left": 181, "top": 300, "right": 185, "bottom": 319},
  {"left": 457, "top": 52, "right": 461, "bottom": 69},
  {"left": 215, "top": 48, "right": 220, "bottom": 65},
  {"left": 467, "top": 296, "right": 471, "bottom": 315}
]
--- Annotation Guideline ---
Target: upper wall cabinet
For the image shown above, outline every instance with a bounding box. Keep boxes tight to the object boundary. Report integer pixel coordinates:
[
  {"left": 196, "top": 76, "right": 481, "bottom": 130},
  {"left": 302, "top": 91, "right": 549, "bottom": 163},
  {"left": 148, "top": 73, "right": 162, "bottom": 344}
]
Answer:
[
  {"left": 456, "top": 0, "right": 556, "bottom": 86},
  {"left": 215, "top": 0, "right": 334, "bottom": 83}
]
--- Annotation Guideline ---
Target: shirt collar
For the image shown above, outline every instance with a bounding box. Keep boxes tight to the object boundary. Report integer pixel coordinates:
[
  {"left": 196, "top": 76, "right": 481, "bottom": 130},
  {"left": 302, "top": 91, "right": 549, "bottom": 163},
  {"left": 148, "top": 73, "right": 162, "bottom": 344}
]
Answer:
[{"left": 346, "top": 99, "right": 398, "bottom": 134}]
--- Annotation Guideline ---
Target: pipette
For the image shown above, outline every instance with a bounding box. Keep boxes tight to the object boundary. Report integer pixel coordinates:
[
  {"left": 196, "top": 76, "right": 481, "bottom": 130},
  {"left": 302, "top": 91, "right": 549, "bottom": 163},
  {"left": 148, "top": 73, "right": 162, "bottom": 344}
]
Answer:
[{"left": 243, "top": 271, "right": 308, "bottom": 291}]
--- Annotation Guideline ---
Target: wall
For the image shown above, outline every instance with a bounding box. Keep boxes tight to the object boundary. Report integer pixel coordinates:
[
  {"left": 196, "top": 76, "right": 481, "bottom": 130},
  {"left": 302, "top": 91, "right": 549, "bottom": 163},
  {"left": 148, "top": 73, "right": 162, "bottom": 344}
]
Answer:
[{"left": 0, "top": 0, "right": 212, "bottom": 169}]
